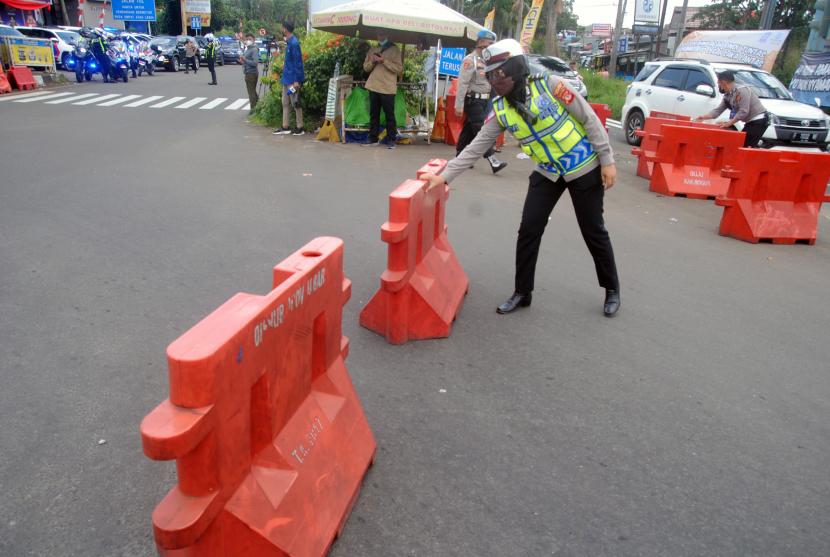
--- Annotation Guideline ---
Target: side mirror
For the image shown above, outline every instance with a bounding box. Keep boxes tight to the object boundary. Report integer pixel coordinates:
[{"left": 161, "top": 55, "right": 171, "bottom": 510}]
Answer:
[
  {"left": 695, "top": 84, "right": 715, "bottom": 97},
  {"left": 815, "top": 97, "right": 822, "bottom": 108}
]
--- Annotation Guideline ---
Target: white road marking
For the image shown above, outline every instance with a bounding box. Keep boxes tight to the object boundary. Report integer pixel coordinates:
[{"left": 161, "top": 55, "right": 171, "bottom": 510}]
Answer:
[
  {"left": 44, "top": 93, "right": 99, "bottom": 104},
  {"left": 124, "top": 95, "right": 163, "bottom": 107},
  {"left": 74, "top": 94, "right": 120, "bottom": 105},
  {"left": 150, "top": 96, "right": 186, "bottom": 108},
  {"left": 0, "top": 90, "right": 53, "bottom": 102},
  {"left": 224, "top": 98, "right": 248, "bottom": 110},
  {"left": 242, "top": 102, "right": 251, "bottom": 111},
  {"left": 176, "top": 97, "right": 207, "bottom": 109},
  {"left": 199, "top": 97, "right": 227, "bottom": 110},
  {"left": 97, "top": 94, "right": 142, "bottom": 106},
  {"left": 14, "top": 92, "right": 75, "bottom": 103}
]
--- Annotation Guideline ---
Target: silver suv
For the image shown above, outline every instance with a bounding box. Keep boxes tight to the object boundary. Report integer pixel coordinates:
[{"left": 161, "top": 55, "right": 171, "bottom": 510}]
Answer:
[{"left": 621, "top": 58, "right": 830, "bottom": 150}]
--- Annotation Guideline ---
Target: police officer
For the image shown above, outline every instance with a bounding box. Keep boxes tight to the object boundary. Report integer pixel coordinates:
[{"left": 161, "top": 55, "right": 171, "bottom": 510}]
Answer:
[
  {"left": 422, "top": 39, "right": 621, "bottom": 317},
  {"left": 694, "top": 70, "right": 768, "bottom": 148},
  {"left": 455, "top": 29, "right": 507, "bottom": 174},
  {"left": 205, "top": 33, "right": 218, "bottom": 85},
  {"left": 90, "top": 29, "right": 112, "bottom": 83}
]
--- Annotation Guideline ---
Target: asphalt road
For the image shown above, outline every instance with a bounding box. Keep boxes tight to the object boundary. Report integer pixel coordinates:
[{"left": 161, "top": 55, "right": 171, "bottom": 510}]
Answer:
[{"left": 1, "top": 66, "right": 829, "bottom": 557}]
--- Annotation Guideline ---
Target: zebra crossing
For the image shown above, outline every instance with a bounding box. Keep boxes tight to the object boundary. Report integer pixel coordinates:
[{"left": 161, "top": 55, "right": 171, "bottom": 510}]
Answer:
[{"left": 0, "top": 90, "right": 251, "bottom": 112}]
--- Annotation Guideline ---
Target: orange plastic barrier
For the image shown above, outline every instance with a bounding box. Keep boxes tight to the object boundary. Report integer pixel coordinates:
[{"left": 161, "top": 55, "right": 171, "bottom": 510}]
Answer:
[
  {"left": 8, "top": 66, "right": 36, "bottom": 90},
  {"left": 716, "top": 149, "right": 830, "bottom": 244},
  {"left": 360, "top": 159, "right": 469, "bottom": 344},
  {"left": 631, "top": 117, "right": 719, "bottom": 179},
  {"left": 649, "top": 111, "right": 691, "bottom": 120},
  {"left": 444, "top": 79, "right": 463, "bottom": 146},
  {"left": 589, "top": 103, "right": 612, "bottom": 131},
  {"left": 140, "top": 237, "right": 376, "bottom": 556},
  {"left": 0, "top": 66, "right": 11, "bottom": 94},
  {"left": 644, "top": 124, "right": 744, "bottom": 199}
]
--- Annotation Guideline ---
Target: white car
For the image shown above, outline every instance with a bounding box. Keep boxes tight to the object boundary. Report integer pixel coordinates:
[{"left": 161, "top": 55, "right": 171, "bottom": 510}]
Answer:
[
  {"left": 16, "top": 26, "right": 81, "bottom": 69},
  {"left": 621, "top": 59, "right": 830, "bottom": 150}
]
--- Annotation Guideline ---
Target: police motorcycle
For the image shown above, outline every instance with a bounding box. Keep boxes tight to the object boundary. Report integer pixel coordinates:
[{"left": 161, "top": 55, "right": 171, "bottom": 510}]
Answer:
[
  {"left": 107, "top": 38, "right": 131, "bottom": 82},
  {"left": 125, "top": 39, "right": 140, "bottom": 78},
  {"left": 136, "top": 40, "right": 157, "bottom": 76},
  {"left": 65, "top": 29, "right": 101, "bottom": 82}
]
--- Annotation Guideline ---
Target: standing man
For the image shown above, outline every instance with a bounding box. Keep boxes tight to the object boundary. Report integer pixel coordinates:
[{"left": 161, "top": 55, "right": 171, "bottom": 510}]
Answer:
[
  {"left": 362, "top": 31, "right": 402, "bottom": 148},
  {"left": 273, "top": 21, "right": 305, "bottom": 136},
  {"left": 184, "top": 38, "right": 198, "bottom": 74},
  {"left": 455, "top": 29, "right": 507, "bottom": 174},
  {"left": 694, "top": 70, "right": 768, "bottom": 148},
  {"left": 89, "top": 30, "right": 111, "bottom": 83},
  {"left": 240, "top": 33, "right": 259, "bottom": 114},
  {"left": 421, "top": 39, "right": 621, "bottom": 317},
  {"left": 204, "top": 33, "right": 218, "bottom": 85}
]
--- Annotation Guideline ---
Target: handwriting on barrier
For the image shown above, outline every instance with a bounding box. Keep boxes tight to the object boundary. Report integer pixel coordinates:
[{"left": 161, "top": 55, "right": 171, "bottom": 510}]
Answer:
[
  {"left": 253, "top": 267, "right": 326, "bottom": 347},
  {"left": 291, "top": 416, "right": 324, "bottom": 465}
]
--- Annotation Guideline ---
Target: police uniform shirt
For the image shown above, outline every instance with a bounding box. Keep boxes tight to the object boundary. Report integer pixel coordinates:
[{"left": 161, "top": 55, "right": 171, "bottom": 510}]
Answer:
[
  {"left": 702, "top": 84, "right": 766, "bottom": 123},
  {"left": 455, "top": 50, "right": 491, "bottom": 114}
]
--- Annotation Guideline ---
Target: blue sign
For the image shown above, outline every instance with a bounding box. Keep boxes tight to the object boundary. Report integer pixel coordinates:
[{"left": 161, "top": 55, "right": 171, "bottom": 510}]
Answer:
[
  {"left": 439, "top": 48, "right": 466, "bottom": 77},
  {"left": 618, "top": 37, "right": 628, "bottom": 54},
  {"left": 111, "top": 0, "right": 157, "bottom": 22},
  {"left": 191, "top": 16, "right": 201, "bottom": 30}
]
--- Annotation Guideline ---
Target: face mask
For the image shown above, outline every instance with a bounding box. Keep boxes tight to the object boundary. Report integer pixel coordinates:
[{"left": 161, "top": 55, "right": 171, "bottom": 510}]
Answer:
[
  {"left": 718, "top": 86, "right": 726, "bottom": 94},
  {"left": 246, "top": 40, "right": 253, "bottom": 46},
  {"left": 379, "top": 39, "right": 389, "bottom": 48},
  {"left": 489, "top": 73, "right": 515, "bottom": 97}
]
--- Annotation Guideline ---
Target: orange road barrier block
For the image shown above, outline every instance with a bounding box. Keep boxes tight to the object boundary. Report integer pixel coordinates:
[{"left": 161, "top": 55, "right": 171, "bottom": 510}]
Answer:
[
  {"left": 648, "top": 111, "right": 691, "bottom": 120},
  {"left": 444, "top": 79, "right": 463, "bottom": 146},
  {"left": 431, "top": 97, "right": 446, "bottom": 143},
  {"left": 140, "top": 237, "right": 376, "bottom": 556},
  {"left": 631, "top": 116, "right": 719, "bottom": 179},
  {"left": 589, "top": 103, "right": 612, "bottom": 131},
  {"left": 644, "top": 124, "right": 744, "bottom": 199},
  {"left": 360, "top": 159, "right": 469, "bottom": 345},
  {"left": 0, "top": 66, "right": 11, "bottom": 94},
  {"left": 8, "top": 66, "right": 37, "bottom": 90},
  {"left": 716, "top": 149, "right": 830, "bottom": 245}
]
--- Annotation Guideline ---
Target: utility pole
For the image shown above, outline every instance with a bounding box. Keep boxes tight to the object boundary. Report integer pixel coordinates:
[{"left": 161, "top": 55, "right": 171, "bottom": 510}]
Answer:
[
  {"left": 654, "top": 0, "right": 670, "bottom": 58},
  {"left": 180, "top": 0, "right": 187, "bottom": 35},
  {"left": 759, "top": 0, "right": 777, "bottom": 29},
  {"left": 515, "top": 0, "right": 525, "bottom": 40},
  {"left": 609, "top": 0, "right": 626, "bottom": 77},
  {"left": 675, "top": 0, "right": 689, "bottom": 55}
]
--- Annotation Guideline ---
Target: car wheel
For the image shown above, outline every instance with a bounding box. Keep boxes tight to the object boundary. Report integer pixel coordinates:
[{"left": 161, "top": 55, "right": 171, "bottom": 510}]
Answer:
[
  {"left": 625, "top": 109, "right": 644, "bottom": 146},
  {"left": 171, "top": 57, "right": 179, "bottom": 72}
]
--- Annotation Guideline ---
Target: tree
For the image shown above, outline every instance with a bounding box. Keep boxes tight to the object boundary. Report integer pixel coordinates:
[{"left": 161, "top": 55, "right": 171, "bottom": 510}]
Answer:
[
  {"left": 693, "top": 0, "right": 813, "bottom": 30},
  {"left": 545, "top": 0, "right": 561, "bottom": 56}
]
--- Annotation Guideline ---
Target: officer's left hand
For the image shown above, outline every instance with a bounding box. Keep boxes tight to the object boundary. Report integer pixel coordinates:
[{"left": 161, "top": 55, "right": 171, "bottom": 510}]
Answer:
[
  {"left": 601, "top": 164, "right": 617, "bottom": 190},
  {"left": 718, "top": 121, "right": 733, "bottom": 129},
  {"left": 454, "top": 109, "right": 463, "bottom": 118}
]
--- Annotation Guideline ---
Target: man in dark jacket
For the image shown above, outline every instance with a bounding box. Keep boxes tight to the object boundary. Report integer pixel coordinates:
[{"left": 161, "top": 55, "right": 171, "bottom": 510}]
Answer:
[
  {"left": 272, "top": 21, "right": 305, "bottom": 136},
  {"left": 240, "top": 33, "right": 259, "bottom": 113}
]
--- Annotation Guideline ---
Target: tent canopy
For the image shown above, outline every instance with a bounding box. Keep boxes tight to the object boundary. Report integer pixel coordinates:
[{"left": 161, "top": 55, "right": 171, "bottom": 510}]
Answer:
[{"left": 310, "top": 0, "right": 487, "bottom": 48}]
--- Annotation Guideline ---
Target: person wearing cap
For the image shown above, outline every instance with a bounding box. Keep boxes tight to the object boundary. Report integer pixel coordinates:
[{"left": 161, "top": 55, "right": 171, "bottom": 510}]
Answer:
[
  {"left": 204, "top": 34, "right": 218, "bottom": 85},
  {"left": 456, "top": 29, "right": 508, "bottom": 174},
  {"left": 421, "top": 39, "right": 621, "bottom": 317},
  {"left": 362, "top": 31, "right": 403, "bottom": 148},
  {"left": 694, "top": 70, "right": 768, "bottom": 148}
]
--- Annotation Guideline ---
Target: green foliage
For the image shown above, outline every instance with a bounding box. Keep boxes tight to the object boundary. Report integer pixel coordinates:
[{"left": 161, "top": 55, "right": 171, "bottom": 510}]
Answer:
[
  {"left": 773, "top": 26, "right": 808, "bottom": 86},
  {"left": 693, "top": 0, "right": 813, "bottom": 30},
  {"left": 580, "top": 70, "right": 628, "bottom": 119}
]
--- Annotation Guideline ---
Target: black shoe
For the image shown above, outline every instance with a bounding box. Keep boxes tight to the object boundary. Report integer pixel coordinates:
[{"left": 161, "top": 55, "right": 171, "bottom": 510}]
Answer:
[
  {"left": 603, "top": 289, "right": 620, "bottom": 317},
  {"left": 488, "top": 155, "right": 508, "bottom": 174},
  {"left": 497, "top": 292, "right": 532, "bottom": 314}
]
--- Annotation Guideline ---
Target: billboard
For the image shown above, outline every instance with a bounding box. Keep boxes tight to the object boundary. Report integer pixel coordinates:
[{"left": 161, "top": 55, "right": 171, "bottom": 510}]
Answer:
[
  {"left": 634, "top": 0, "right": 659, "bottom": 24},
  {"left": 675, "top": 30, "right": 790, "bottom": 72},
  {"left": 790, "top": 51, "right": 830, "bottom": 108},
  {"left": 185, "top": 0, "right": 210, "bottom": 26},
  {"left": 590, "top": 23, "right": 612, "bottom": 37},
  {"left": 112, "top": 0, "right": 157, "bottom": 22}
]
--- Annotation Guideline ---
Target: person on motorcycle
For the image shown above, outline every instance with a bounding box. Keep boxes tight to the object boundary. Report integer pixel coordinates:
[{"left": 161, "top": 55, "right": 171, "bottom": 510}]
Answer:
[
  {"left": 89, "top": 28, "right": 112, "bottom": 83},
  {"left": 205, "top": 33, "right": 218, "bottom": 85}
]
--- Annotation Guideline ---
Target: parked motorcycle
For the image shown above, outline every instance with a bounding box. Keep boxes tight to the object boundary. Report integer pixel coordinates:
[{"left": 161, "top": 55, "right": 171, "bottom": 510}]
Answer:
[
  {"left": 107, "top": 40, "right": 130, "bottom": 83},
  {"left": 66, "top": 38, "right": 100, "bottom": 82},
  {"left": 136, "top": 41, "right": 156, "bottom": 76}
]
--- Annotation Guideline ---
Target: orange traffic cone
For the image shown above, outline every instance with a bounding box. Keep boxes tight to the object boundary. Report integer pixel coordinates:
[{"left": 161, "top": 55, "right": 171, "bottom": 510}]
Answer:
[{"left": 430, "top": 98, "right": 446, "bottom": 143}]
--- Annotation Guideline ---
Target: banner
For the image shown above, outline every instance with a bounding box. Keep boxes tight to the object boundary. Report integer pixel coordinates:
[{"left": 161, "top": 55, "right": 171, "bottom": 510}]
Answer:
[
  {"left": 675, "top": 30, "right": 790, "bottom": 72},
  {"left": 185, "top": 0, "right": 211, "bottom": 26},
  {"left": 634, "top": 0, "right": 659, "bottom": 24},
  {"left": 590, "top": 23, "right": 612, "bottom": 38},
  {"left": 484, "top": 8, "right": 495, "bottom": 31},
  {"left": 111, "top": 0, "right": 157, "bottom": 21},
  {"left": 519, "top": 0, "right": 544, "bottom": 49},
  {"left": 438, "top": 47, "right": 465, "bottom": 76},
  {"left": 790, "top": 51, "right": 830, "bottom": 108}
]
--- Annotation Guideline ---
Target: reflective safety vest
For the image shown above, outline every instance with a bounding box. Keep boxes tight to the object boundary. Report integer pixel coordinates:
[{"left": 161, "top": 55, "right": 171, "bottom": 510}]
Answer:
[
  {"left": 206, "top": 42, "right": 216, "bottom": 60},
  {"left": 492, "top": 77, "right": 597, "bottom": 177}
]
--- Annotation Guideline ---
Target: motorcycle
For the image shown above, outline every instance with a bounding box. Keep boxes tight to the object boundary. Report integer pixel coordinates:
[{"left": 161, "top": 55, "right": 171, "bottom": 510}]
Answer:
[
  {"left": 107, "top": 40, "right": 130, "bottom": 83},
  {"left": 126, "top": 41, "right": 140, "bottom": 78},
  {"left": 136, "top": 41, "right": 156, "bottom": 76},
  {"left": 66, "top": 38, "right": 100, "bottom": 83}
]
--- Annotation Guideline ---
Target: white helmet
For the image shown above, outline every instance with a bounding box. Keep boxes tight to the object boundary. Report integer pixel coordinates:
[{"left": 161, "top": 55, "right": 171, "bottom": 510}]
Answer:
[
  {"left": 204, "top": 33, "right": 214, "bottom": 41},
  {"left": 482, "top": 38, "right": 525, "bottom": 73}
]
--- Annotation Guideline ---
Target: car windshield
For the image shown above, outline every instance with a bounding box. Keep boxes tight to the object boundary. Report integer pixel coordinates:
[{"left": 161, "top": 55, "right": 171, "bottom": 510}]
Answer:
[
  {"left": 150, "top": 37, "right": 175, "bottom": 47},
  {"left": 56, "top": 30, "right": 80, "bottom": 43},
  {"left": 728, "top": 69, "right": 792, "bottom": 100},
  {"left": 0, "top": 26, "right": 25, "bottom": 37}
]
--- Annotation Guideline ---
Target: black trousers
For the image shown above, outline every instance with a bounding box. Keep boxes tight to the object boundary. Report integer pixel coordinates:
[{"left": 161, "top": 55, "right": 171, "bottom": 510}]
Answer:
[
  {"left": 94, "top": 51, "right": 110, "bottom": 81},
  {"left": 207, "top": 58, "right": 216, "bottom": 83},
  {"left": 516, "top": 167, "right": 619, "bottom": 294},
  {"left": 456, "top": 97, "right": 495, "bottom": 158},
  {"left": 185, "top": 56, "right": 197, "bottom": 73},
  {"left": 369, "top": 91, "right": 397, "bottom": 143},
  {"left": 741, "top": 115, "right": 768, "bottom": 148}
]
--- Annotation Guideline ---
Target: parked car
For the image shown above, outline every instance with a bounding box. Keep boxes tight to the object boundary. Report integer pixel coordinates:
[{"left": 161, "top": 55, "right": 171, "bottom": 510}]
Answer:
[
  {"left": 218, "top": 38, "right": 241, "bottom": 64},
  {"left": 527, "top": 54, "right": 588, "bottom": 98},
  {"left": 0, "top": 24, "right": 25, "bottom": 38},
  {"left": 194, "top": 36, "right": 224, "bottom": 66},
  {"left": 621, "top": 58, "right": 830, "bottom": 150},
  {"left": 150, "top": 35, "right": 186, "bottom": 71},
  {"left": 16, "top": 26, "right": 80, "bottom": 69}
]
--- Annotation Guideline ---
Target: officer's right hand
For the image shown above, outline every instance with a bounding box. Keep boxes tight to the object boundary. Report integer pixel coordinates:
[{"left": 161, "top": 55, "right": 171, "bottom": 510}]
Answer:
[
  {"left": 421, "top": 173, "right": 446, "bottom": 191},
  {"left": 455, "top": 108, "right": 463, "bottom": 118}
]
